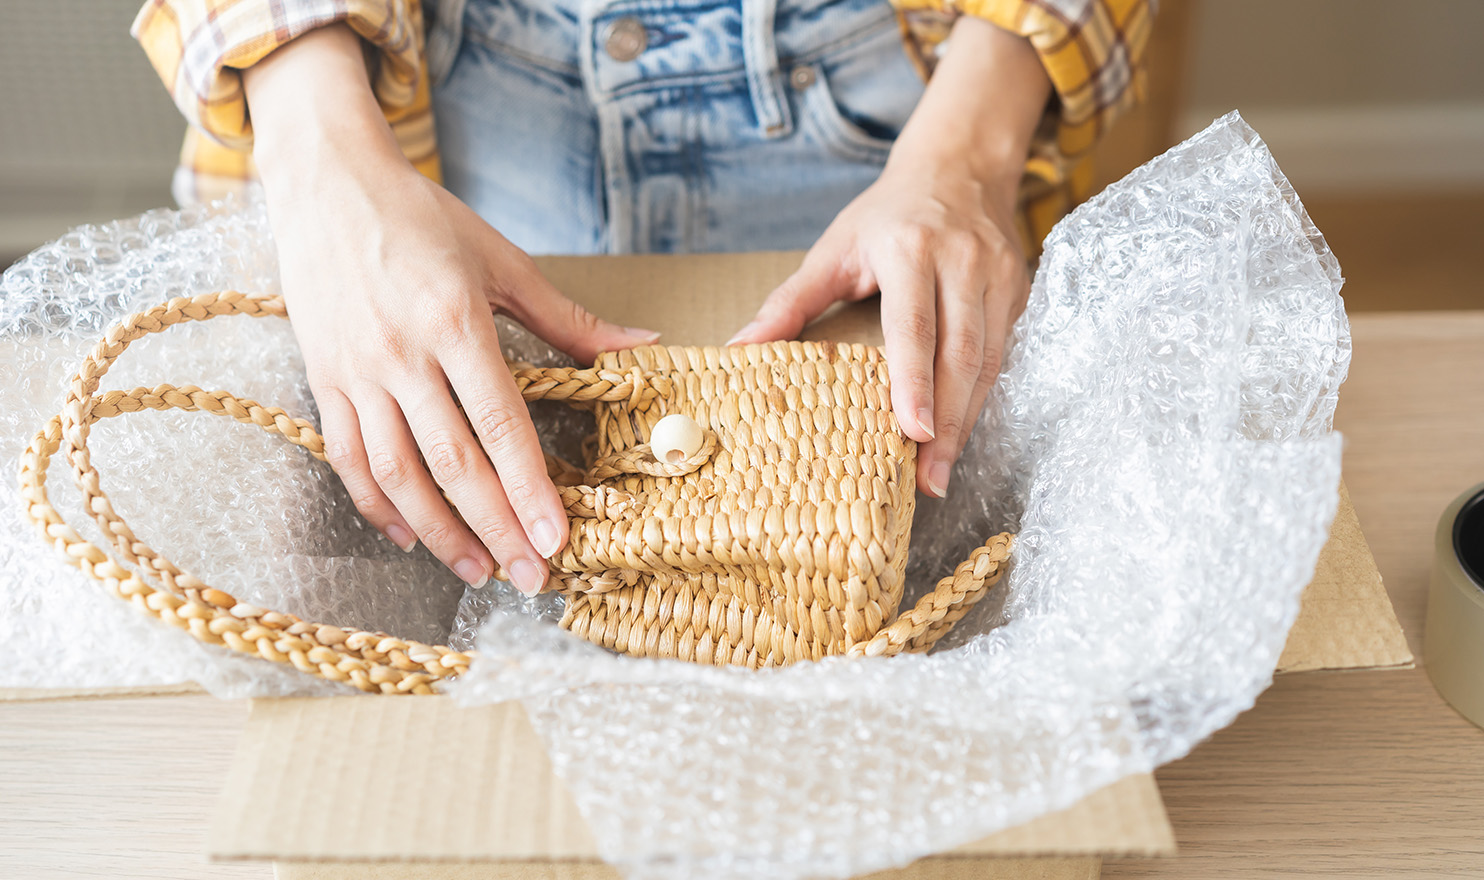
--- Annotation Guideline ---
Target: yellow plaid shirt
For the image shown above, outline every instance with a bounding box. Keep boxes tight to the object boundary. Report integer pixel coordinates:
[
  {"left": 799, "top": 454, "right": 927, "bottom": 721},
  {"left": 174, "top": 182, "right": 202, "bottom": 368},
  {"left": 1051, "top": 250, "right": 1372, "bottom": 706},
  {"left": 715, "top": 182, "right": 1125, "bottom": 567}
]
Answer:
[{"left": 132, "top": 0, "right": 1152, "bottom": 248}]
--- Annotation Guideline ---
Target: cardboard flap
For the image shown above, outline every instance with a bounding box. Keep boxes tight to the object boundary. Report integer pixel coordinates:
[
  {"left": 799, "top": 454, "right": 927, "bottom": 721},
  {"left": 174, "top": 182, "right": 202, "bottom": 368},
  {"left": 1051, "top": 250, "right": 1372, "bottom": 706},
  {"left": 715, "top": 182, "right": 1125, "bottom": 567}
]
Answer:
[
  {"left": 212, "top": 697, "right": 596, "bottom": 861},
  {"left": 1277, "top": 483, "right": 1413, "bottom": 672},
  {"left": 536, "top": 251, "right": 883, "bottom": 346},
  {"left": 210, "top": 697, "right": 1174, "bottom": 864},
  {"left": 951, "top": 774, "right": 1173, "bottom": 857}
]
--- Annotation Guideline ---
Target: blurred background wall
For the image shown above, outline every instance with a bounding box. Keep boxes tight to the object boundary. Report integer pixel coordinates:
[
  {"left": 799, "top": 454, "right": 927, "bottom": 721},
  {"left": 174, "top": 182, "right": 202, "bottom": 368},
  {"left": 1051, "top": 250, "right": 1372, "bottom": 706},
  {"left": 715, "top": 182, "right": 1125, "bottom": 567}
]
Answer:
[
  {"left": 1, "top": 0, "right": 1481, "bottom": 309},
  {"left": 0, "top": 1, "right": 185, "bottom": 262},
  {"left": 1182, "top": 0, "right": 1484, "bottom": 193},
  {"left": 1094, "top": 0, "right": 1484, "bottom": 311}
]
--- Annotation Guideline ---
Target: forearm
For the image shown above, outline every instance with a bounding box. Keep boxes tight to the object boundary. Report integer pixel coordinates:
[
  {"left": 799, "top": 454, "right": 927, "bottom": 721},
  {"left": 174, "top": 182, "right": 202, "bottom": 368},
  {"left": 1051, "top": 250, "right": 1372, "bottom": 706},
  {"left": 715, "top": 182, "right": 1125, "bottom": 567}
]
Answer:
[
  {"left": 888, "top": 16, "right": 1052, "bottom": 194},
  {"left": 242, "top": 24, "right": 409, "bottom": 196}
]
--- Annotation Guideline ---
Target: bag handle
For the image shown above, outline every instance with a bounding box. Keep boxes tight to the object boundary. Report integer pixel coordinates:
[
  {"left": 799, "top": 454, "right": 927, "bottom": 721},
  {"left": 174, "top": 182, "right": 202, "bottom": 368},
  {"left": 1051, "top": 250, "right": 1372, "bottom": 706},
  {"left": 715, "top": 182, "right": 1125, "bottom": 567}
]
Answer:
[
  {"left": 848, "top": 533, "right": 1013, "bottom": 657},
  {"left": 20, "top": 292, "right": 467, "bottom": 693},
  {"left": 20, "top": 292, "right": 1011, "bottom": 691}
]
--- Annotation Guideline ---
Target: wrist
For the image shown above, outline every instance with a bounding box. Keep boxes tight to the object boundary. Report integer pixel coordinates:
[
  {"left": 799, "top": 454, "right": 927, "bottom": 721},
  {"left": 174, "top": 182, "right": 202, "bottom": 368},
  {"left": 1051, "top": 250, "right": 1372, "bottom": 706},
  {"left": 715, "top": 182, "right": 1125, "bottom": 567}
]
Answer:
[
  {"left": 887, "top": 15, "right": 1050, "bottom": 193},
  {"left": 887, "top": 121, "right": 1027, "bottom": 197},
  {"left": 253, "top": 110, "right": 410, "bottom": 200},
  {"left": 244, "top": 25, "right": 407, "bottom": 191}
]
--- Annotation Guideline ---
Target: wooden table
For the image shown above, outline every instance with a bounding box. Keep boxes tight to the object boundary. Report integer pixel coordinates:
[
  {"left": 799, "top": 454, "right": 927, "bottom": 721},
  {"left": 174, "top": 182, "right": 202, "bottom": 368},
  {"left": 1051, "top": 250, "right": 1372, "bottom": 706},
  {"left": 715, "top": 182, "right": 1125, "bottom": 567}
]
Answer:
[{"left": 3, "top": 311, "right": 1482, "bottom": 879}]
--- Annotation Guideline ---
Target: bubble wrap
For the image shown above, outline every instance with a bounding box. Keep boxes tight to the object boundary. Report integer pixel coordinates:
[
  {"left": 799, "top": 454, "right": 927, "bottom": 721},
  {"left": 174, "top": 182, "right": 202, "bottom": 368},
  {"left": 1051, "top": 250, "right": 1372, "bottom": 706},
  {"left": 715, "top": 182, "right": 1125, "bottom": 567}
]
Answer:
[
  {"left": 0, "top": 114, "right": 1346, "bottom": 878},
  {"left": 447, "top": 113, "right": 1348, "bottom": 878}
]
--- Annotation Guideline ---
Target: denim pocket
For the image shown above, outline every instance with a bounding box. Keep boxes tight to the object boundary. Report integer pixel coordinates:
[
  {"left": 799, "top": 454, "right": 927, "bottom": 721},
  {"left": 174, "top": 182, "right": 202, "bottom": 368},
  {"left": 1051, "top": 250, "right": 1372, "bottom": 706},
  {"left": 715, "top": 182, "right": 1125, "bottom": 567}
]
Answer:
[
  {"left": 444, "top": 0, "right": 583, "bottom": 89},
  {"left": 794, "top": 19, "right": 925, "bottom": 163}
]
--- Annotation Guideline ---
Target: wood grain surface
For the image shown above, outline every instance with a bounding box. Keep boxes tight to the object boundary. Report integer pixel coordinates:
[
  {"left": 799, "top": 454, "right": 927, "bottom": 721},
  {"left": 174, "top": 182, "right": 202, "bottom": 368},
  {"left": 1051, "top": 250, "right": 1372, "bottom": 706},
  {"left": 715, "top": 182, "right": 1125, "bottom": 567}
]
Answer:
[{"left": 2, "top": 311, "right": 1481, "bottom": 879}]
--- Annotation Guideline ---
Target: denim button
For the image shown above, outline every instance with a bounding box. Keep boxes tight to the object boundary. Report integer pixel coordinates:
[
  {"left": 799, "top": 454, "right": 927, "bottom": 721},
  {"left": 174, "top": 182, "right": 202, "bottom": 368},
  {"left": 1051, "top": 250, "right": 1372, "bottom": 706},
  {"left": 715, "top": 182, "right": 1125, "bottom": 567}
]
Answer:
[
  {"left": 789, "top": 65, "right": 816, "bottom": 90},
  {"left": 603, "top": 17, "right": 648, "bottom": 62}
]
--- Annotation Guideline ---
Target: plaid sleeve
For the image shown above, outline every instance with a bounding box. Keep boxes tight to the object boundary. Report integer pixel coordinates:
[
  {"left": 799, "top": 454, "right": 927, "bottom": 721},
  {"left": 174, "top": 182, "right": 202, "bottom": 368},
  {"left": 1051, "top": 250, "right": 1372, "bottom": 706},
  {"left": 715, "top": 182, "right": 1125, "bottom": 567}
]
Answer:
[
  {"left": 891, "top": 0, "right": 1154, "bottom": 178},
  {"left": 890, "top": 0, "right": 1153, "bottom": 248},
  {"left": 132, "top": 0, "right": 440, "bottom": 202}
]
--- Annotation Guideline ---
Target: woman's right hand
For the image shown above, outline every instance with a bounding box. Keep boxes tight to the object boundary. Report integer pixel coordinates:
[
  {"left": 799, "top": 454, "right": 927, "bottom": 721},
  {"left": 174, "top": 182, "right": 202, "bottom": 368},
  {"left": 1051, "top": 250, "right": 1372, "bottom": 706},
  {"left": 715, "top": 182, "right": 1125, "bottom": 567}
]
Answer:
[{"left": 244, "top": 25, "right": 657, "bottom": 595}]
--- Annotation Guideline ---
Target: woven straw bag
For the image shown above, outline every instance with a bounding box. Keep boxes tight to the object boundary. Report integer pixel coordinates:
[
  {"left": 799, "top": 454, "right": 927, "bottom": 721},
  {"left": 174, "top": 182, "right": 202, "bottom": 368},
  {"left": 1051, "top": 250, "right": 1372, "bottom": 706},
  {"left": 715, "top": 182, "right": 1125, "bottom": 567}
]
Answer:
[{"left": 20, "top": 292, "right": 1013, "bottom": 693}]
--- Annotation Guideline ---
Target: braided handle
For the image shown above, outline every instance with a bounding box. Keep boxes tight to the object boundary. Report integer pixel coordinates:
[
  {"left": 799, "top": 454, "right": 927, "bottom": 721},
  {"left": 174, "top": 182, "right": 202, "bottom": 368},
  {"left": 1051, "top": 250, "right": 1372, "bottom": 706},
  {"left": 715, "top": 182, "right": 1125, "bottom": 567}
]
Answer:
[
  {"left": 849, "top": 533, "right": 1015, "bottom": 658},
  {"left": 20, "top": 292, "right": 471, "bottom": 693},
  {"left": 511, "top": 364, "right": 661, "bottom": 409}
]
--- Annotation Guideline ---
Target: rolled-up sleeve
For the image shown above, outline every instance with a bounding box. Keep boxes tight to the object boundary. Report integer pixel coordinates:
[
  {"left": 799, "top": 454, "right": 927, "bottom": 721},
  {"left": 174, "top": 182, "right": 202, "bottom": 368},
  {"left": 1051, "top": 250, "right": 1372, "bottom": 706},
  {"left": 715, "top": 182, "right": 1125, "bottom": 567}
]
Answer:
[
  {"left": 132, "top": 0, "right": 439, "bottom": 202},
  {"left": 890, "top": 0, "right": 1154, "bottom": 188}
]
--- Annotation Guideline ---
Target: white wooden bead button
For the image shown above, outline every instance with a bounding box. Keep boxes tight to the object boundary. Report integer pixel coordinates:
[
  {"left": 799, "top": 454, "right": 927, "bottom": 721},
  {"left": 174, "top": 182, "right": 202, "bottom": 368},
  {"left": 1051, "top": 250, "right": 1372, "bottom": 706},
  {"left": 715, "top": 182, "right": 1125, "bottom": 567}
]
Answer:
[{"left": 650, "top": 413, "right": 703, "bottom": 464}]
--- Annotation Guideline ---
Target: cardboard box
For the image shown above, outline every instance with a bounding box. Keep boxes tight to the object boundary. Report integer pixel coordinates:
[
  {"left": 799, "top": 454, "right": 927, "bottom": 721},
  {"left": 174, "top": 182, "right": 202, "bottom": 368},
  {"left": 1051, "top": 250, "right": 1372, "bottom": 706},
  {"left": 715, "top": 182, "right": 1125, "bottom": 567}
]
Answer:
[{"left": 6, "top": 252, "right": 1412, "bottom": 880}]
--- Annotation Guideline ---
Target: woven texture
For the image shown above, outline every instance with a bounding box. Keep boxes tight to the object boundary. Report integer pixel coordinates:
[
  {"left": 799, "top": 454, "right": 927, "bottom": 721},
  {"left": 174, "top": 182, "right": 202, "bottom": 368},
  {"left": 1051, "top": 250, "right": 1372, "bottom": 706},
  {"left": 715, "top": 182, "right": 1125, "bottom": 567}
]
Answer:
[{"left": 19, "top": 291, "right": 1012, "bottom": 692}]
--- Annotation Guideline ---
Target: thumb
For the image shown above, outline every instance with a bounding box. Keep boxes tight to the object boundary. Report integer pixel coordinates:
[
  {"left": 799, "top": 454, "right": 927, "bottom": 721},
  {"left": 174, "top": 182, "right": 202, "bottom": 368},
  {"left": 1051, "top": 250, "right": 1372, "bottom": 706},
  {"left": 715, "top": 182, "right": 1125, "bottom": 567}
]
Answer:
[
  {"left": 728, "top": 249, "right": 855, "bottom": 345},
  {"left": 501, "top": 271, "right": 660, "bottom": 363}
]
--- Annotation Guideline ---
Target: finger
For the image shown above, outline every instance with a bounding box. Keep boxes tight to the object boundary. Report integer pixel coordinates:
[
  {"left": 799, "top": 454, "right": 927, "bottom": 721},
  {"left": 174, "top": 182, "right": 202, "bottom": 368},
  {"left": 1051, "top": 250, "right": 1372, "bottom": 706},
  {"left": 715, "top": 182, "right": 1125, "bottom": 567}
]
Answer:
[
  {"left": 316, "top": 386, "right": 417, "bottom": 552},
  {"left": 877, "top": 253, "right": 938, "bottom": 444},
  {"left": 978, "top": 249, "right": 1025, "bottom": 389},
  {"left": 1009, "top": 269, "right": 1031, "bottom": 324},
  {"left": 392, "top": 374, "right": 554, "bottom": 597},
  {"left": 728, "top": 248, "right": 853, "bottom": 345},
  {"left": 497, "top": 263, "right": 658, "bottom": 363},
  {"left": 985, "top": 261, "right": 1023, "bottom": 387},
  {"left": 355, "top": 386, "right": 495, "bottom": 589},
  {"left": 964, "top": 291, "right": 1012, "bottom": 450},
  {"left": 920, "top": 263, "right": 1021, "bottom": 496},
  {"left": 442, "top": 320, "right": 568, "bottom": 565},
  {"left": 916, "top": 269, "right": 987, "bottom": 498}
]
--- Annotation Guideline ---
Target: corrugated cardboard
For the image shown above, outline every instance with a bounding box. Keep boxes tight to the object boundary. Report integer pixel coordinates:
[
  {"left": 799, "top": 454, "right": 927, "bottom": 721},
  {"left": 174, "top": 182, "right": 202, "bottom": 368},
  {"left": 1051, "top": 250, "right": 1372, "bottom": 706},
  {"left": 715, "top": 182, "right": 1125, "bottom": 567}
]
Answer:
[
  {"left": 1277, "top": 482, "right": 1412, "bottom": 672},
  {"left": 4, "top": 251, "right": 1413, "bottom": 880},
  {"left": 212, "top": 697, "right": 1169, "bottom": 860},
  {"left": 211, "top": 698, "right": 1173, "bottom": 864}
]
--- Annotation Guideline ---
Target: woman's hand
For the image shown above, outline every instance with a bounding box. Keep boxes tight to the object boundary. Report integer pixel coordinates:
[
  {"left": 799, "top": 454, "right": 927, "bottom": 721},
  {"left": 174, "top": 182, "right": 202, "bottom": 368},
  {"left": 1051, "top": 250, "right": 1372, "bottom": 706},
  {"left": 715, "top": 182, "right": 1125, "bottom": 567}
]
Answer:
[
  {"left": 246, "top": 26, "right": 656, "bottom": 594},
  {"left": 729, "top": 151, "right": 1029, "bottom": 498},
  {"left": 729, "top": 17, "right": 1051, "bottom": 497}
]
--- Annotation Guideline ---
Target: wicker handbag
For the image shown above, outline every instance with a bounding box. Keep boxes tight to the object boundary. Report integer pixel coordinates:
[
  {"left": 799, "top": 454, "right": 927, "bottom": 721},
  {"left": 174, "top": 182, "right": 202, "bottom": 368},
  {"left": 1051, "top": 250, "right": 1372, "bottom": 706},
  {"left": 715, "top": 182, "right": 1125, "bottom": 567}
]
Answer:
[{"left": 20, "top": 292, "right": 1013, "bottom": 693}]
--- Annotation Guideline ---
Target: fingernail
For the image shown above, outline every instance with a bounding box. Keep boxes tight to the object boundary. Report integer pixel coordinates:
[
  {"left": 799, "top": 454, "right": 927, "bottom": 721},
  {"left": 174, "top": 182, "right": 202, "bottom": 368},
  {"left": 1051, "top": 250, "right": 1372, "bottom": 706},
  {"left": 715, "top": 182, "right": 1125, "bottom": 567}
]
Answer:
[
  {"left": 454, "top": 558, "right": 489, "bottom": 589},
  {"left": 727, "top": 321, "right": 760, "bottom": 346},
  {"left": 915, "top": 408, "right": 936, "bottom": 440},
  {"left": 926, "top": 461, "right": 951, "bottom": 498},
  {"left": 624, "top": 326, "right": 662, "bottom": 343},
  {"left": 385, "top": 524, "right": 416, "bottom": 553},
  {"left": 509, "top": 559, "right": 545, "bottom": 597},
  {"left": 530, "top": 517, "right": 563, "bottom": 558}
]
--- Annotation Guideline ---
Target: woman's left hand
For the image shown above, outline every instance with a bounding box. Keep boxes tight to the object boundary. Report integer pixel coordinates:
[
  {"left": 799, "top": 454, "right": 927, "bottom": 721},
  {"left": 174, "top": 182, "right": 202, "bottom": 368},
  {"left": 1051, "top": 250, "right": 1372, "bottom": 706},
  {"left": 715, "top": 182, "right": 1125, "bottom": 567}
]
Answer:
[
  {"left": 727, "top": 156, "right": 1028, "bottom": 498},
  {"left": 727, "top": 16, "right": 1051, "bottom": 498}
]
